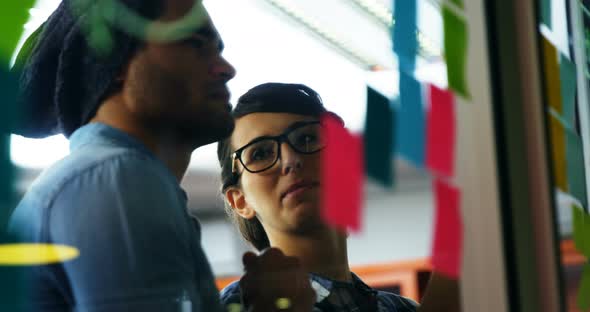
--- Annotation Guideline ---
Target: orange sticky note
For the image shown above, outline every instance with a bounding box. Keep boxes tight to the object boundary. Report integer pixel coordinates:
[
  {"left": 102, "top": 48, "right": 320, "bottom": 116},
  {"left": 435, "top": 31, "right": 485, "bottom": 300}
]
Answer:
[
  {"left": 549, "top": 114, "right": 568, "bottom": 192},
  {"left": 431, "top": 179, "right": 462, "bottom": 279},
  {"left": 542, "top": 37, "right": 563, "bottom": 113},
  {"left": 320, "top": 114, "right": 364, "bottom": 232},
  {"left": 426, "top": 85, "right": 456, "bottom": 178}
]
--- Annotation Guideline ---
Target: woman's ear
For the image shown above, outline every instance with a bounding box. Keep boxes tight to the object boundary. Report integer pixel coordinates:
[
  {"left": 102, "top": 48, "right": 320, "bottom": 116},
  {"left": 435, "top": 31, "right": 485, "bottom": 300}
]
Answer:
[{"left": 225, "top": 187, "right": 256, "bottom": 219}]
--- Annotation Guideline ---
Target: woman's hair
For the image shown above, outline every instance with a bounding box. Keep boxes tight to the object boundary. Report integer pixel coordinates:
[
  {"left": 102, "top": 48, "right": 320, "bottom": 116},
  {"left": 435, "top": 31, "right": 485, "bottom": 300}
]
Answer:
[
  {"left": 217, "top": 139, "right": 271, "bottom": 251},
  {"left": 217, "top": 82, "right": 342, "bottom": 251}
]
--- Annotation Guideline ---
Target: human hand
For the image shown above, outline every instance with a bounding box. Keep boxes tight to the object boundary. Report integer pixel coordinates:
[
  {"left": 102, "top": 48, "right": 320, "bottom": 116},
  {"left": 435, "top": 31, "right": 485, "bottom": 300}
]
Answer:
[
  {"left": 418, "top": 272, "right": 461, "bottom": 312},
  {"left": 239, "top": 248, "right": 315, "bottom": 312}
]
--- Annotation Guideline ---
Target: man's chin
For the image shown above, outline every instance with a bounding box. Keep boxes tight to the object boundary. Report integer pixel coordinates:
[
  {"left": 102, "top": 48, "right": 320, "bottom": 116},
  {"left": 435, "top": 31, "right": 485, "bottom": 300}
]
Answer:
[{"left": 178, "top": 114, "right": 235, "bottom": 147}]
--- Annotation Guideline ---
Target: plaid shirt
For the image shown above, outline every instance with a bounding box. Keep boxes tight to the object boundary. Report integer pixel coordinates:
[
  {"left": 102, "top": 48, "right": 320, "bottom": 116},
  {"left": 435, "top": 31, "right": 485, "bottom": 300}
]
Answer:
[{"left": 220, "top": 272, "right": 418, "bottom": 312}]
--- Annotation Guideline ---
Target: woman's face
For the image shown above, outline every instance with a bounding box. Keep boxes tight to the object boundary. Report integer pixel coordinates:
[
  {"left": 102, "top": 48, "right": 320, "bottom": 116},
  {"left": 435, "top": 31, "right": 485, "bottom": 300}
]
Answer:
[{"left": 226, "top": 112, "right": 325, "bottom": 235}]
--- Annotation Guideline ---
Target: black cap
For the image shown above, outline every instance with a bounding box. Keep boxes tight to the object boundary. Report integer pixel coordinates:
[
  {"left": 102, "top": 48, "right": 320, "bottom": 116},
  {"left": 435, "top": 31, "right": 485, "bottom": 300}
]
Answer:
[
  {"left": 232, "top": 82, "right": 343, "bottom": 124},
  {"left": 13, "top": 0, "right": 160, "bottom": 138}
]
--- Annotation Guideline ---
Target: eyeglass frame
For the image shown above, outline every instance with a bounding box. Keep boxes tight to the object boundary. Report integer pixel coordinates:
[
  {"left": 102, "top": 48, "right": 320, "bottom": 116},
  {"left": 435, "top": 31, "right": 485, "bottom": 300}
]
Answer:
[{"left": 231, "top": 120, "right": 324, "bottom": 174}]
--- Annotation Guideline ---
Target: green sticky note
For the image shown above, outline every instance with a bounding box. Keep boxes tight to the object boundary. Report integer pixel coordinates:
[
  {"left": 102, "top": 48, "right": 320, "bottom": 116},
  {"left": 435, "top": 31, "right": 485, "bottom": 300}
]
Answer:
[
  {"left": 578, "top": 263, "right": 590, "bottom": 310},
  {"left": 364, "top": 87, "right": 395, "bottom": 187},
  {"left": 567, "top": 130, "right": 588, "bottom": 208},
  {"left": 572, "top": 204, "right": 590, "bottom": 255},
  {"left": 560, "top": 55, "right": 577, "bottom": 125},
  {"left": 541, "top": 0, "right": 552, "bottom": 29},
  {"left": 0, "top": 0, "right": 36, "bottom": 63},
  {"left": 449, "top": 0, "right": 464, "bottom": 9},
  {"left": 443, "top": 4, "right": 470, "bottom": 98}
]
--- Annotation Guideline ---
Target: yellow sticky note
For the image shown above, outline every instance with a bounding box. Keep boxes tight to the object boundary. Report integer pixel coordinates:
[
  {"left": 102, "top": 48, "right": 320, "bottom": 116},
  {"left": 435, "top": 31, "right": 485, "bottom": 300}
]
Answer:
[
  {"left": 0, "top": 244, "right": 79, "bottom": 265},
  {"left": 549, "top": 114, "right": 568, "bottom": 192},
  {"left": 542, "top": 37, "right": 563, "bottom": 113}
]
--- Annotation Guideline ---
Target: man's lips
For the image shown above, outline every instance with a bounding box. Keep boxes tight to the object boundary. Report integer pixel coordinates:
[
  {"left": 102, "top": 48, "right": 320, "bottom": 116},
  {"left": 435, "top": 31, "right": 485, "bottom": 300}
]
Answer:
[
  {"left": 209, "top": 87, "right": 230, "bottom": 102},
  {"left": 281, "top": 181, "right": 319, "bottom": 200}
]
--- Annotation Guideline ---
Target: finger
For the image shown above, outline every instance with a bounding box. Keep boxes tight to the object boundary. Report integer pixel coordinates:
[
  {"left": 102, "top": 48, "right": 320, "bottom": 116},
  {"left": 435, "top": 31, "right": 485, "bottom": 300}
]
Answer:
[
  {"left": 242, "top": 251, "right": 258, "bottom": 269},
  {"left": 281, "top": 255, "right": 300, "bottom": 268},
  {"left": 257, "top": 248, "right": 297, "bottom": 270},
  {"left": 259, "top": 247, "right": 285, "bottom": 258},
  {"left": 239, "top": 273, "right": 260, "bottom": 302}
]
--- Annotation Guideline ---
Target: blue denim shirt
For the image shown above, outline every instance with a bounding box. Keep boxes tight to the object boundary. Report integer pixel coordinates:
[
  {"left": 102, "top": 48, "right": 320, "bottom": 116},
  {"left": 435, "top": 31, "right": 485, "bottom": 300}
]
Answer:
[{"left": 8, "top": 123, "right": 222, "bottom": 312}]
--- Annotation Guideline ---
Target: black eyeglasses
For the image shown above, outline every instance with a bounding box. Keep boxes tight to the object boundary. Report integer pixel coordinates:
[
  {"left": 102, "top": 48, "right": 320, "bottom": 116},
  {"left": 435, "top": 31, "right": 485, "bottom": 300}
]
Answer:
[{"left": 232, "top": 121, "right": 326, "bottom": 174}]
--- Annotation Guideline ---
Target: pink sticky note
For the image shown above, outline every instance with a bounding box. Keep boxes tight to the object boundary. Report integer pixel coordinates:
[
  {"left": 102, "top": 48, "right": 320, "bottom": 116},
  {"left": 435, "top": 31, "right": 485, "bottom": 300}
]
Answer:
[
  {"left": 320, "top": 114, "right": 364, "bottom": 232},
  {"left": 426, "top": 84, "right": 456, "bottom": 178},
  {"left": 431, "top": 179, "right": 463, "bottom": 279}
]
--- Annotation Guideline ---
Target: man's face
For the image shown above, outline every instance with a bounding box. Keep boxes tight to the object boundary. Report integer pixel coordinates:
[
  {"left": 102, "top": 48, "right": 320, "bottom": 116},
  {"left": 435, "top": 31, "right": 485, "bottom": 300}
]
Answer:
[{"left": 122, "top": 0, "right": 236, "bottom": 146}]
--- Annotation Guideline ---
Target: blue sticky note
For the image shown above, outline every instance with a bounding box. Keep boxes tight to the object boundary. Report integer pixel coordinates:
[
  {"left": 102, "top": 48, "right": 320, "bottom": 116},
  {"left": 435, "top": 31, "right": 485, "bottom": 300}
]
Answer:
[
  {"left": 396, "top": 72, "right": 425, "bottom": 167},
  {"left": 393, "top": 0, "right": 417, "bottom": 73},
  {"left": 560, "top": 55, "right": 576, "bottom": 126},
  {"left": 566, "top": 129, "right": 588, "bottom": 208}
]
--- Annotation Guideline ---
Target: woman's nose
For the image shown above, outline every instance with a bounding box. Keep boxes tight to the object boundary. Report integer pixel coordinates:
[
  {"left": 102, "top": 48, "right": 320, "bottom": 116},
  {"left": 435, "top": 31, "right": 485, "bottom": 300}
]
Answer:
[{"left": 280, "top": 143, "right": 303, "bottom": 175}]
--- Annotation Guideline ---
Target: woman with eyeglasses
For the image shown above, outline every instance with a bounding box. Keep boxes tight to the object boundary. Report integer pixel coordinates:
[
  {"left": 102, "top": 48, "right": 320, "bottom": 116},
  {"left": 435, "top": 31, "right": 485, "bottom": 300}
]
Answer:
[{"left": 216, "top": 83, "right": 418, "bottom": 312}]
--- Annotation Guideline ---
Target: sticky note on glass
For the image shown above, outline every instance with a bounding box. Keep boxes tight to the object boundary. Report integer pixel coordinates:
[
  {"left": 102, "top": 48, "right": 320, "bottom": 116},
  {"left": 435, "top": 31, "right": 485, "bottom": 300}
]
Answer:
[
  {"left": 431, "top": 179, "right": 463, "bottom": 279},
  {"left": 560, "top": 55, "right": 577, "bottom": 126},
  {"left": 443, "top": 4, "right": 470, "bottom": 98},
  {"left": 320, "top": 114, "right": 364, "bottom": 232},
  {"left": 396, "top": 72, "right": 425, "bottom": 167},
  {"left": 449, "top": 0, "right": 464, "bottom": 9},
  {"left": 0, "top": 0, "right": 35, "bottom": 63},
  {"left": 542, "top": 37, "right": 563, "bottom": 113},
  {"left": 0, "top": 133, "right": 14, "bottom": 204},
  {"left": 566, "top": 130, "right": 587, "bottom": 208},
  {"left": 0, "top": 69, "right": 20, "bottom": 132},
  {"left": 426, "top": 85, "right": 456, "bottom": 178},
  {"left": 393, "top": 0, "right": 417, "bottom": 73},
  {"left": 578, "top": 263, "right": 590, "bottom": 310},
  {"left": 572, "top": 204, "right": 590, "bottom": 256},
  {"left": 541, "top": 0, "right": 552, "bottom": 29},
  {"left": 572, "top": 203, "right": 590, "bottom": 310},
  {"left": 364, "top": 87, "right": 394, "bottom": 187},
  {"left": 549, "top": 114, "right": 568, "bottom": 192}
]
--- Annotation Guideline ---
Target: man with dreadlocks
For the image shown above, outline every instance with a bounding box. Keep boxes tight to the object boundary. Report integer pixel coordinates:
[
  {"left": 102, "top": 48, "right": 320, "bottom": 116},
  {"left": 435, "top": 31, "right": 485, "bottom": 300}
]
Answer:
[{"left": 7, "top": 1, "right": 313, "bottom": 311}]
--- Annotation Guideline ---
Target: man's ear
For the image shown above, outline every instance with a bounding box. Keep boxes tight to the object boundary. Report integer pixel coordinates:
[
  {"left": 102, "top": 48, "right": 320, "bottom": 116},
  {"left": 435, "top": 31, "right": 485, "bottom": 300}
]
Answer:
[{"left": 225, "top": 187, "right": 256, "bottom": 219}]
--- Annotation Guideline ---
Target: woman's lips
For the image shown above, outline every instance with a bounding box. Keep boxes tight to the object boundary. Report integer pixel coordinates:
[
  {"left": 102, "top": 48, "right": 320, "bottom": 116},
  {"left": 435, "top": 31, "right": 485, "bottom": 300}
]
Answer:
[{"left": 282, "top": 182, "right": 319, "bottom": 200}]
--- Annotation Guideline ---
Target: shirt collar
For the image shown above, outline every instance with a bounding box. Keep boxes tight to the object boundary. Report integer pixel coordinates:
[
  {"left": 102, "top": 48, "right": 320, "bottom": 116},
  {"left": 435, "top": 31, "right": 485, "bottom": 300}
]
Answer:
[
  {"left": 68, "top": 123, "right": 185, "bottom": 198},
  {"left": 69, "top": 122, "right": 155, "bottom": 157}
]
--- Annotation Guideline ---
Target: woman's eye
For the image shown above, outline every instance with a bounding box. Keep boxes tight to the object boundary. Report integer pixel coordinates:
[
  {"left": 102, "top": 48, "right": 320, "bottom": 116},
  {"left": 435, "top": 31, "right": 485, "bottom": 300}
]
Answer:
[
  {"left": 298, "top": 134, "right": 317, "bottom": 144},
  {"left": 251, "top": 148, "right": 273, "bottom": 161}
]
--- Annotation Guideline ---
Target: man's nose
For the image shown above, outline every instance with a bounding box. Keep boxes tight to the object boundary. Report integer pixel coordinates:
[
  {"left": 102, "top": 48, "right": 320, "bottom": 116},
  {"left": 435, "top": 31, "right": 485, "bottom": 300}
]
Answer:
[{"left": 211, "top": 56, "right": 236, "bottom": 81}]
